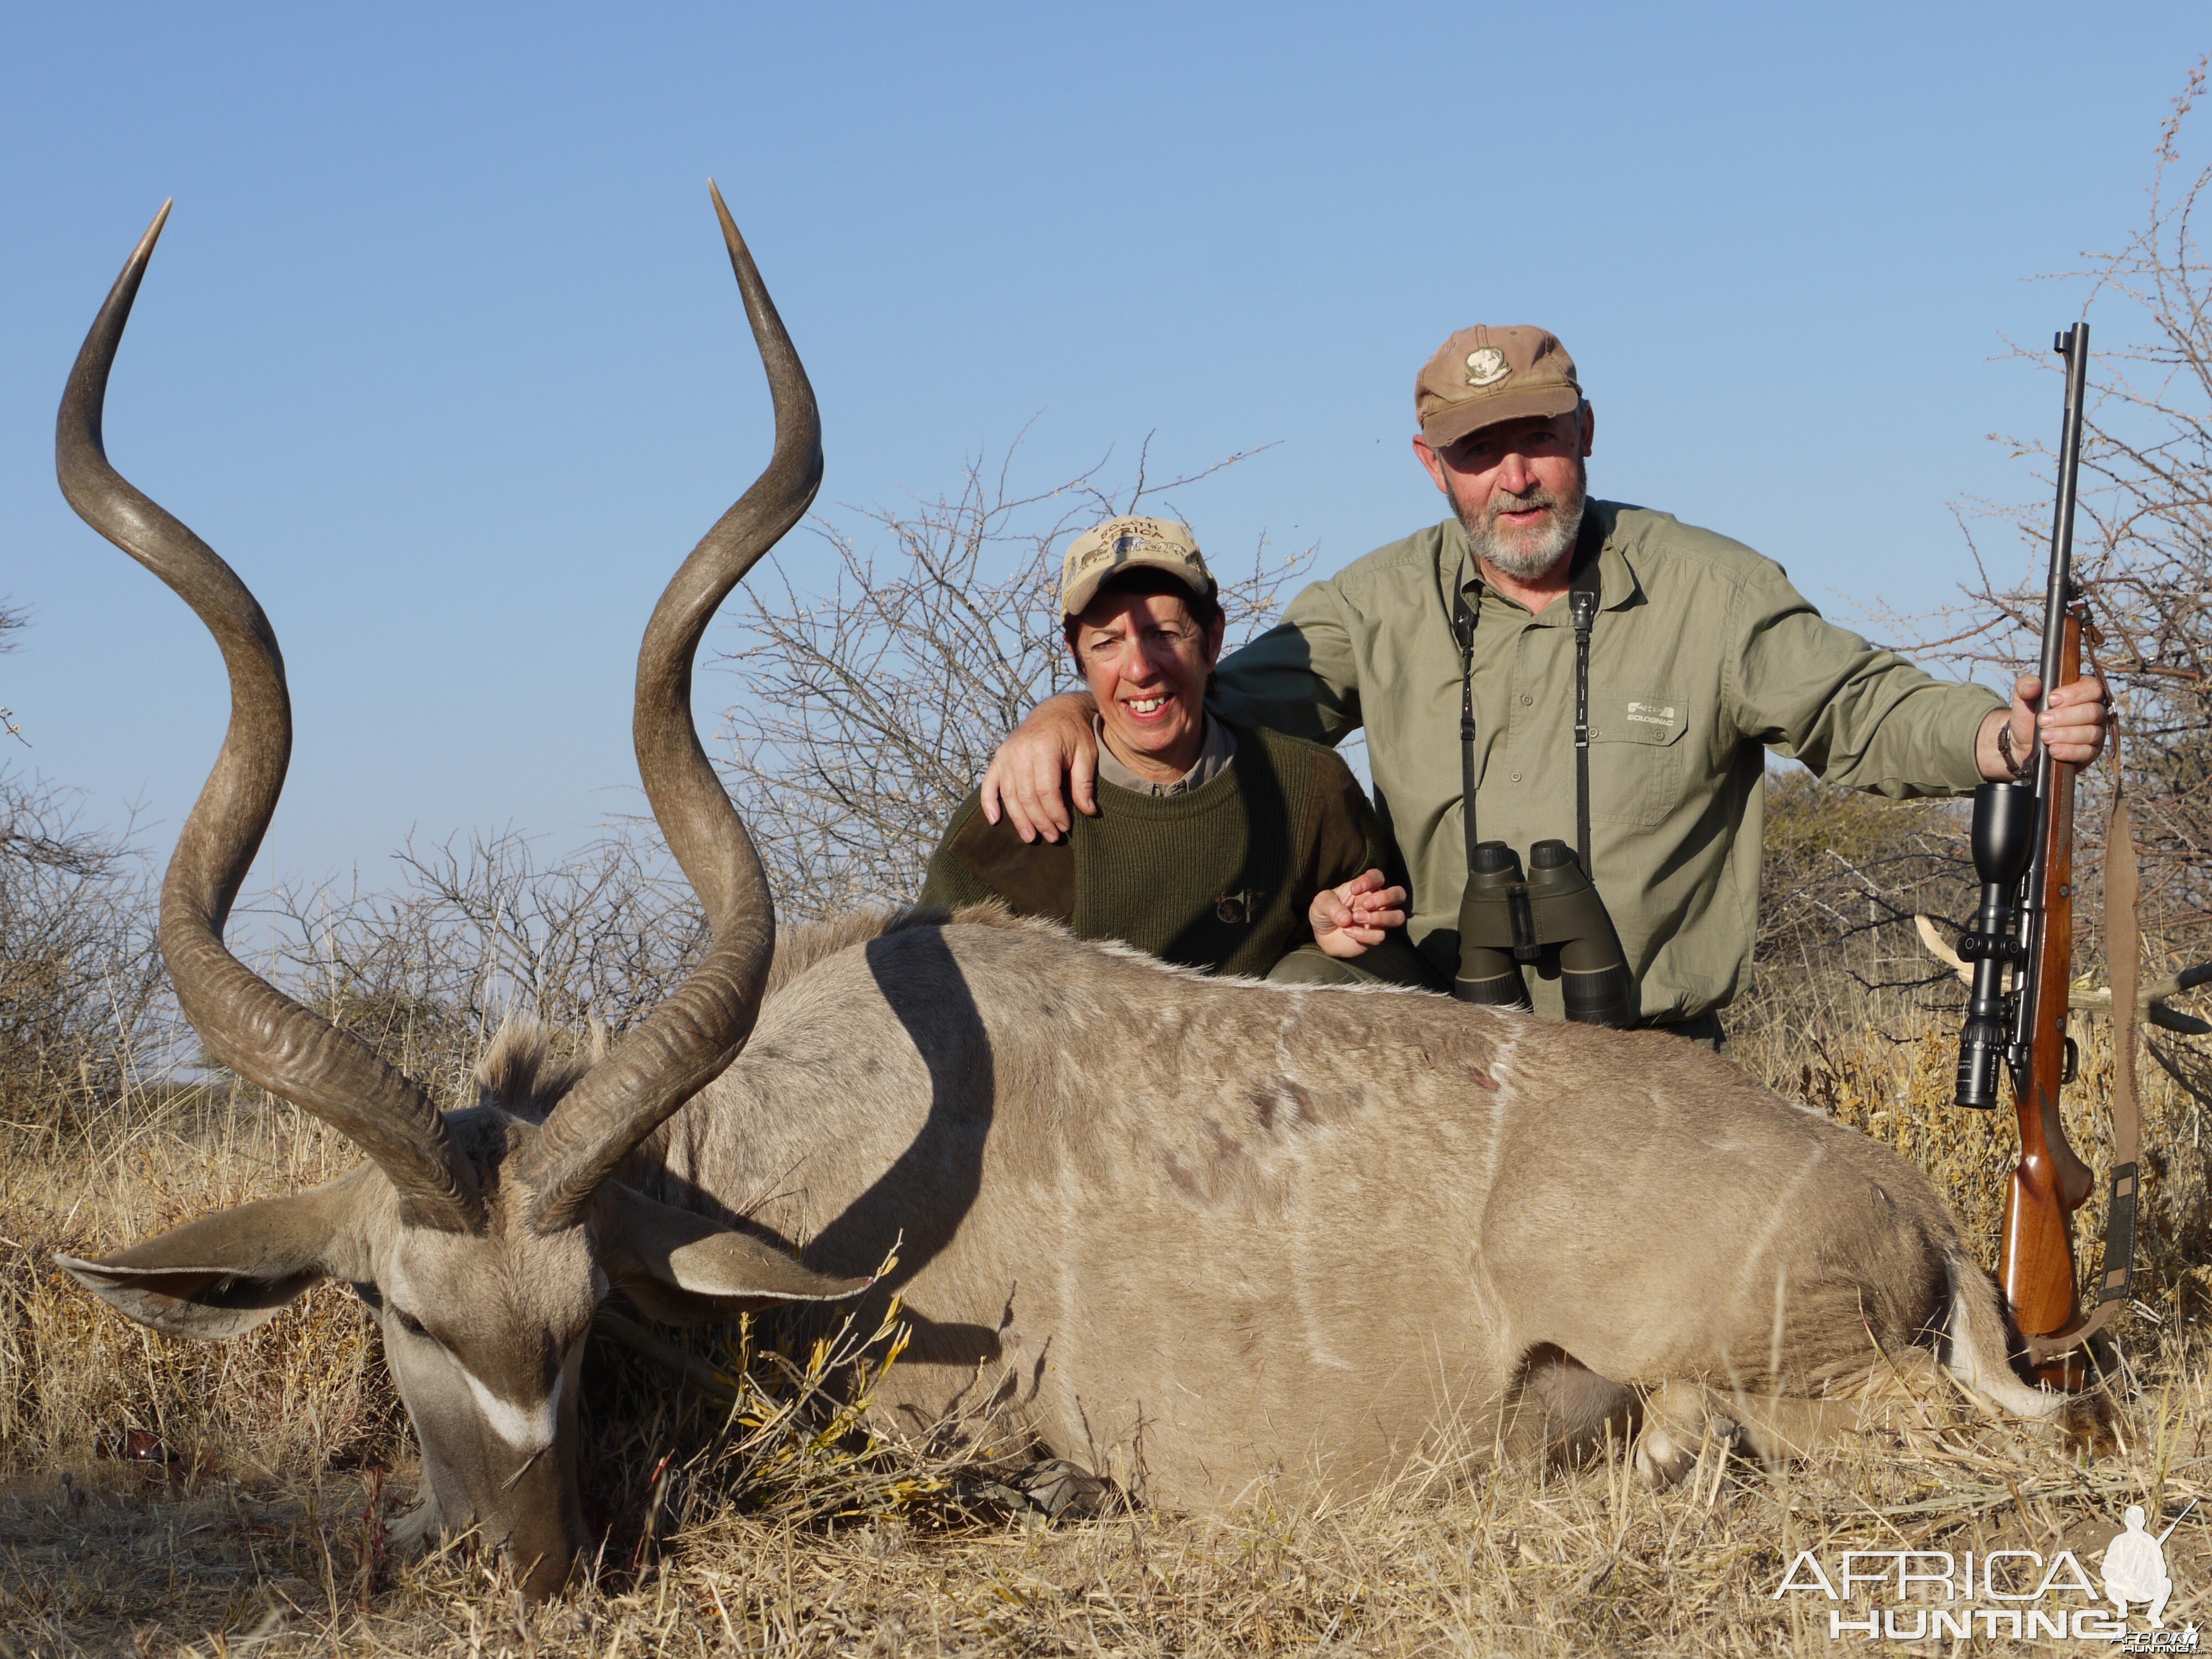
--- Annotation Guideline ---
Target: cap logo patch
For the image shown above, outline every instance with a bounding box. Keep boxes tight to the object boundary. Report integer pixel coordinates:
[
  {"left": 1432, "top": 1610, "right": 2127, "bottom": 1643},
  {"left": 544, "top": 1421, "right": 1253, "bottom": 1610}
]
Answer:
[{"left": 1464, "top": 347, "right": 1510, "bottom": 388}]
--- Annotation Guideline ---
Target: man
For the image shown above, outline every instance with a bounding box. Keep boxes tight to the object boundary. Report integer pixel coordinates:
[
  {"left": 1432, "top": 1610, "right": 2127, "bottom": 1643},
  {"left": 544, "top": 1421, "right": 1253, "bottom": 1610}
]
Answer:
[
  {"left": 921, "top": 515, "right": 1417, "bottom": 980},
  {"left": 980, "top": 327, "right": 2109, "bottom": 1036}
]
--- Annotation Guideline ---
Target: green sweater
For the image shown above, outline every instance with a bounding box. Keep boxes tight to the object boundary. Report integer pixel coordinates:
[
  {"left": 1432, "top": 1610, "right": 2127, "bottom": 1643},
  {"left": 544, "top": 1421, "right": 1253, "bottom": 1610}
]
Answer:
[{"left": 920, "top": 722, "right": 1390, "bottom": 978}]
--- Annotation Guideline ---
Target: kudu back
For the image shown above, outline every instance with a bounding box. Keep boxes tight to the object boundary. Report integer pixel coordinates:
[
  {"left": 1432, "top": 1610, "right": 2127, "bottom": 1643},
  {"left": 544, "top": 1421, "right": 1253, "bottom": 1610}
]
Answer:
[{"left": 56, "top": 196, "right": 2057, "bottom": 1602}]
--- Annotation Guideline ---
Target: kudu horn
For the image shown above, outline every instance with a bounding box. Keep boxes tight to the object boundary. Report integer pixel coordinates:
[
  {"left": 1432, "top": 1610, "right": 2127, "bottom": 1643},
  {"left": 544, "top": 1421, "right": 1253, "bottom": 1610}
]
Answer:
[
  {"left": 56, "top": 202, "right": 482, "bottom": 1233},
  {"left": 517, "top": 182, "right": 823, "bottom": 1232}
]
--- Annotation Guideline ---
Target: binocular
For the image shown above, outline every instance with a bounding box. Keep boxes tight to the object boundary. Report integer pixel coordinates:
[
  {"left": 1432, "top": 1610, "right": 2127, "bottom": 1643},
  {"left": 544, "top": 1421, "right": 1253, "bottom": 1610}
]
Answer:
[{"left": 1452, "top": 839, "right": 1635, "bottom": 1027}]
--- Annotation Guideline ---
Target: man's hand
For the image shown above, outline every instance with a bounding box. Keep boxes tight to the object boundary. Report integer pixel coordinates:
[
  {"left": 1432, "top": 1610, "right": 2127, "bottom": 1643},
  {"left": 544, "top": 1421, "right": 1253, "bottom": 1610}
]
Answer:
[
  {"left": 1976, "top": 674, "right": 2109, "bottom": 781},
  {"left": 1310, "top": 869, "right": 1409, "bottom": 960},
  {"left": 980, "top": 692, "right": 1100, "bottom": 842}
]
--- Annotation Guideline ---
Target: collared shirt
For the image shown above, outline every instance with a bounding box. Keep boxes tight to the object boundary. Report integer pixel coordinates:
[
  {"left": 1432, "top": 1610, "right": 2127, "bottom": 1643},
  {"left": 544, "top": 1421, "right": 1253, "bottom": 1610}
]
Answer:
[
  {"left": 1208, "top": 500, "right": 2002, "bottom": 1022},
  {"left": 1093, "top": 712, "right": 1238, "bottom": 797}
]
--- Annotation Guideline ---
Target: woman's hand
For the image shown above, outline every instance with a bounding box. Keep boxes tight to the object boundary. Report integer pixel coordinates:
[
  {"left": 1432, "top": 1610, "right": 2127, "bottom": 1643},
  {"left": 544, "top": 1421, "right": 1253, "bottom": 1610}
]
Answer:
[{"left": 1311, "top": 869, "right": 1409, "bottom": 959}]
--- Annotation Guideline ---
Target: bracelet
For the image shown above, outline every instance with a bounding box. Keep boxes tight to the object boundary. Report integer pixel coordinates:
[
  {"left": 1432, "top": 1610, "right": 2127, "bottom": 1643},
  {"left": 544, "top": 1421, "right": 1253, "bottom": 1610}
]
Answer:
[{"left": 1995, "top": 718, "right": 2028, "bottom": 780}]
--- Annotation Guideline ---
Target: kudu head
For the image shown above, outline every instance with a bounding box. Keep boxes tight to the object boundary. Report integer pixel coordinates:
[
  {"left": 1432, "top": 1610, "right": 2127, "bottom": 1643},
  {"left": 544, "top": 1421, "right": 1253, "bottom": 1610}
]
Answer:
[{"left": 51, "top": 192, "right": 864, "bottom": 1600}]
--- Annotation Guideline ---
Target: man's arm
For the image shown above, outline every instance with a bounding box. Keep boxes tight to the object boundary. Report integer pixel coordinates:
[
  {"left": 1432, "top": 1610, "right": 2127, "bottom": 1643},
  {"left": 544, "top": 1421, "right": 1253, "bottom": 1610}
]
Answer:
[
  {"left": 980, "top": 576, "right": 1368, "bottom": 843},
  {"left": 1729, "top": 565, "right": 2104, "bottom": 794},
  {"left": 1207, "top": 581, "right": 1366, "bottom": 746}
]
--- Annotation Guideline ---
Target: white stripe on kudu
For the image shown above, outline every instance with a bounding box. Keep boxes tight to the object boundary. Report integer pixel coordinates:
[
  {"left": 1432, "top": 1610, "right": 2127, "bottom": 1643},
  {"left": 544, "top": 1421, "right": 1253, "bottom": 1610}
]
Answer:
[{"left": 460, "top": 1363, "right": 564, "bottom": 1453}]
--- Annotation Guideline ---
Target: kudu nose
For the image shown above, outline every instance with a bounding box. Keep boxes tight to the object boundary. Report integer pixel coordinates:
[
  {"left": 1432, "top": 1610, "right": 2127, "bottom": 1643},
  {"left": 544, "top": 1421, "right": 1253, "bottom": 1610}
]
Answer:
[{"left": 514, "top": 1540, "right": 579, "bottom": 1602}]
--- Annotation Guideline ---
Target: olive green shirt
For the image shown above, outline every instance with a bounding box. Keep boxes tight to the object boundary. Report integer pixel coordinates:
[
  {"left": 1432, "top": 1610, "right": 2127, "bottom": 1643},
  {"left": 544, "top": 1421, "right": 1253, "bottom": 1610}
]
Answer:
[{"left": 1209, "top": 501, "right": 2003, "bottom": 1022}]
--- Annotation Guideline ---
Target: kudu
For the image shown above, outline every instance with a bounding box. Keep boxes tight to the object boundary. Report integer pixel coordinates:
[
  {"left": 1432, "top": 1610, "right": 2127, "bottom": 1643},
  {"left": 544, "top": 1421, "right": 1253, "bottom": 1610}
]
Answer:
[
  {"left": 55, "top": 194, "right": 868, "bottom": 1599},
  {"left": 59, "top": 196, "right": 2061, "bottom": 1603}
]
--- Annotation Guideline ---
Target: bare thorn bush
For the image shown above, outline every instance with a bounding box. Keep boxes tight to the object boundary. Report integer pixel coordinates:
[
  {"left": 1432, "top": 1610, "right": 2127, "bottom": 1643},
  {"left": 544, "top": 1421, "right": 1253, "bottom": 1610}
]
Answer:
[
  {"left": 0, "top": 769, "right": 161, "bottom": 1140},
  {"left": 1890, "top": 62, "right": 2212, "bottom": 947},
  {"left": 714, "top": 437, "right": 1310, "bottom": 919},
  {"left": 260, "top": 829, "right": 708, "bottom": 1100}
]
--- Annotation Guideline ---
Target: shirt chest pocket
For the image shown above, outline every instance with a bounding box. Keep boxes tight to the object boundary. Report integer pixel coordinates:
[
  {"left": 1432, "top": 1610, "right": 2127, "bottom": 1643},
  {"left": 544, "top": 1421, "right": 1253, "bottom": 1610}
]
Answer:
[{"left": 1588, "top": 696, "right": 1687, "bottom": 827}]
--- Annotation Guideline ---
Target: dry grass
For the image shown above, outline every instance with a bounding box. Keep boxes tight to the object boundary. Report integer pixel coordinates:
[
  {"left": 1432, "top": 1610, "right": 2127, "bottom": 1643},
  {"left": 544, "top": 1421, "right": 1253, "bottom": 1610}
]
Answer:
[
  {"left": 5, "top": 765, "right": 2211, "bottom": 1652},
  {"left": 4, "top": 997, "right": 2211, "bottom": 1655},
  {"left": 0, "top": 1086, "right": 399, "bottom": 1488}
]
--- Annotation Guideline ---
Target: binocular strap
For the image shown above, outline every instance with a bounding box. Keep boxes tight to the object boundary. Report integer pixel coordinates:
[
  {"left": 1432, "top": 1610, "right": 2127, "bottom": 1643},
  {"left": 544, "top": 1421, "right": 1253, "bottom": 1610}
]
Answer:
[{"left": 1448, "top": 548, "right": 1604, "bottom": 878}]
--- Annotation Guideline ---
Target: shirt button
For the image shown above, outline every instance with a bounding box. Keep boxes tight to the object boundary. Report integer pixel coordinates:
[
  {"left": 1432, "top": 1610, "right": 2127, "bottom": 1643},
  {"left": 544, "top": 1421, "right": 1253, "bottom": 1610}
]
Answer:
[
  {"left": 1519, "top": 694, "right": 1533, "bottom": 706},
  {"left": 1510, "top": 770, "right": 1523, "bottom": 783}
]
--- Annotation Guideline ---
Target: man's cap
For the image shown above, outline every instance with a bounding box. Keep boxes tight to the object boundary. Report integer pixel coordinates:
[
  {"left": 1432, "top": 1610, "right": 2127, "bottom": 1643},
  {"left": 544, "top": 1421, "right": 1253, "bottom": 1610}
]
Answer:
[
  {"left": 1060, "top": 516, "right": 1217, "bottom": 619},
  {"left": 1415, "top": 326, "right": 1582, "bottom": 450}
]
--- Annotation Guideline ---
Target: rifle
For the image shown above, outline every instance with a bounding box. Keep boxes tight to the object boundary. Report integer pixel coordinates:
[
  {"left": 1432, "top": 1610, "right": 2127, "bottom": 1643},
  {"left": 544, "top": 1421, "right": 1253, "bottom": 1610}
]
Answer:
[{"left": 1953, "top": 322, "right": 2137, "bottom": 1389}]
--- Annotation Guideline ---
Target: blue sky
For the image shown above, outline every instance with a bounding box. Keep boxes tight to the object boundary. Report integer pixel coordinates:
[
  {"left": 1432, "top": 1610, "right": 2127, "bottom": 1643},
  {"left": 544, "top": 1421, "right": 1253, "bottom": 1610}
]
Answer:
[{"left": 3, "top": 5, "right": 2204, "bottom": 883}]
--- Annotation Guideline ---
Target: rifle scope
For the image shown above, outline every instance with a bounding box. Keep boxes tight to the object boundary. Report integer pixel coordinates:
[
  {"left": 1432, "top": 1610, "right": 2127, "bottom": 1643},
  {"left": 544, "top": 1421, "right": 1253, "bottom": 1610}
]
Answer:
[{"left": 1954, "top": 779, "right": 2036, "bottom": 1109}]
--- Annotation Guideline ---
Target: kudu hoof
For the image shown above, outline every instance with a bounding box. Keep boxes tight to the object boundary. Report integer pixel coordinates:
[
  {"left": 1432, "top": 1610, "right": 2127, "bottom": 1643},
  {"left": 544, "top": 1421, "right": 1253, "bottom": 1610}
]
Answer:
[{"left": 1632, "top": 1425, "right": 1697, "bottom": 1487}]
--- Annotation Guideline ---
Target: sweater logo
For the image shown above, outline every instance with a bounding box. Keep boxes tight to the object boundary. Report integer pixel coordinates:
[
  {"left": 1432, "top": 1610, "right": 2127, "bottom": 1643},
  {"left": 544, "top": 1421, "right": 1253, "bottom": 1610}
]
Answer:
[{"left": 1215, "top": 889, "right": 1265, "bottom": 925}]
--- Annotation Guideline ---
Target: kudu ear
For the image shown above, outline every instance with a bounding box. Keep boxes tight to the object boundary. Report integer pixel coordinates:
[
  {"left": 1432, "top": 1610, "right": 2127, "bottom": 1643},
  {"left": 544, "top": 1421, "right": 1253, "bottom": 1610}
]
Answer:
[
  {"left": 596, "top": 1182, "right": 871, "bottom": 1326},
  {"left": 54, "top": 1167, "right": 372, "bottom": 1339}
]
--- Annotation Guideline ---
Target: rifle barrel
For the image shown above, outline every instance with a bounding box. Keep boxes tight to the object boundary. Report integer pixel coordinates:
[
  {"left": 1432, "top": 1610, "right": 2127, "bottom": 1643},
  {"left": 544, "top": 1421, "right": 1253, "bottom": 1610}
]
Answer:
[
  {"left": 2038, "top": 324, "right": 2091, "bottom": 712},
  {"left": 2016, "top": 324, "right": 2091, "bottom": 1058}
]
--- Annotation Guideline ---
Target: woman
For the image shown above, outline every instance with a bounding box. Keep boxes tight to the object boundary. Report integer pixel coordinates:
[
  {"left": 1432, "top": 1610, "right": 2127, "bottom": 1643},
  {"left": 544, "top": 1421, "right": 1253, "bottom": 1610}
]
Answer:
[{"left": 921, "top": 515, "right": 1423, "bottom": 983}]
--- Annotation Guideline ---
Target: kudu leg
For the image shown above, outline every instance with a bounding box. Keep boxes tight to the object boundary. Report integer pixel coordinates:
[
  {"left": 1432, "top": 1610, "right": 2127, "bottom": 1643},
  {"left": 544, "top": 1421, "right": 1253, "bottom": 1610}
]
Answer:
[
  {"left": 1635, "top": 1349, "right": 1966, "bottom": 1485},
  {"left": 1501, "top": 1348, "right": 1640, "bottom": 1467}
]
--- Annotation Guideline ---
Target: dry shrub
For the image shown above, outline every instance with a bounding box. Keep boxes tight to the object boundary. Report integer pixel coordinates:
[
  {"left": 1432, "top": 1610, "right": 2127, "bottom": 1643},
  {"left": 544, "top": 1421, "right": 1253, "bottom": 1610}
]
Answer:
[
  {"left": 0, "top": 770, "right": 163, "bottom": 1138},
  {"left": 1734, "top": 769, "right": 1974, "bottom": 1056},
  {"left": 260, "top": 828, "right": 710, "bottom": 1103}
]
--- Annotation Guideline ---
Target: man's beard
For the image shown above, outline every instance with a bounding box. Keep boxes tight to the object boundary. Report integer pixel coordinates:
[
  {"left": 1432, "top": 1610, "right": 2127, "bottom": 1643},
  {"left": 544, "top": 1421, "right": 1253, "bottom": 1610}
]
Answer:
[{"left": 1454, "top": 461, "right": 1588, "bottom": 581}]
